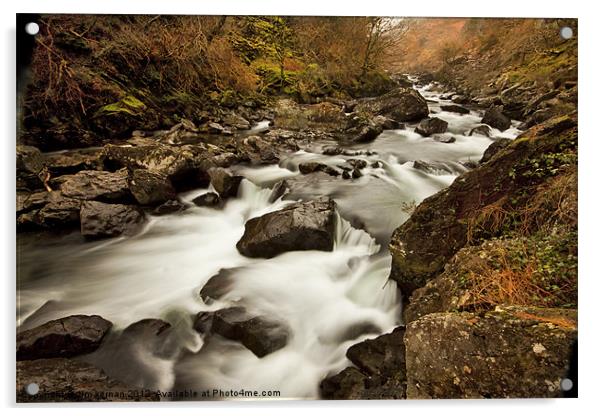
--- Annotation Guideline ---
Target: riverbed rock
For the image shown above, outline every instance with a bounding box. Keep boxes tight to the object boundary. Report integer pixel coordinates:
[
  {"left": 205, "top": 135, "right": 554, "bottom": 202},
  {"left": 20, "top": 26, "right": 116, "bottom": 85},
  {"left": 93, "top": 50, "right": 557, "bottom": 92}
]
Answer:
[
  {"left": 17, "top": 358, "right": 158, "bottom": 402},
  {"left": 298, "top": 162, "right": 339, "bottom": 177},
  {"left": 481, "top": 106, "right": 511, "bottom": 131},
  {"left": 320, "top": 327, "right": 407, "bottom": 399},
  {"left": 355, "top": 87, "right": 429, "bottom": 122},
  {"left": 388, "top": 114, "right": 577, "bottom": 296},
  {"left": 80, "top": 201, "right": 145, "bottom": 239},
  {"left": 468, "top": 124, "right": 493, "bottom": 137},
  {"left": 222, "top": 113, "right": 251, "bottom": 130},
  {"left": 192, "top": 192, "right": 222, "bottom": 208},
  {"left": 17, "top": 191, "right": 82, "bottom": 230},
  {"left": 152, "top": 199, "right": 186, "bottom": 216},
  {"left": 17, "top": 315, "right": 112, "bottom": 360},
  {"left": 236, "top": 197, "right": 337, "bottom": 258},
  {"left": 404, "top": 307, "right": 577, "bottom": 398},
  {"left": 351, "top": 121, "right": 384, "bottom": 143},
  {"left": 17, "top": 145, "right": 46, "bottom": 191},
  {"left": 441, "top": 104, "right": 470, "bottom": 114},
  {"left": 195, "top": 307, "right": 289, "bottom": 358},
  {"left": 273, "top": 100, "right": 347, "bottom": 132},
  {"left": 208, "top": 168, "right": 243, "bottom": 198},
  {"left": 415, "top": 117, "right": 448, "bottom": 137},
  {"left": 128, "top": 169, "right": 176, "bottom": 206},
  {"left": 58, "top": 169, "right": 132, "bottom": 203},
  {"left": 480, "top": 138, "right": 512, "bottom": 164},
  {"left": 43, "top": 150, "right": 100, "bottom": 176}
]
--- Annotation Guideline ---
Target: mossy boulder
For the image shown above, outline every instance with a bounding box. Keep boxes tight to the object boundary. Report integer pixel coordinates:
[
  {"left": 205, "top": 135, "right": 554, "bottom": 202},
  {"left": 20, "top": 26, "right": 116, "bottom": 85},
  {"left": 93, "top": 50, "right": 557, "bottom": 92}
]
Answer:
[
  {"left": 355, "top": 87, "right": 429, "bottom": 123},
  {"left": 404, "top": 306, "right": 577, "bottom": 398},
  {"left": 388, "top": 113, "right": 577, "bottom": 297}
]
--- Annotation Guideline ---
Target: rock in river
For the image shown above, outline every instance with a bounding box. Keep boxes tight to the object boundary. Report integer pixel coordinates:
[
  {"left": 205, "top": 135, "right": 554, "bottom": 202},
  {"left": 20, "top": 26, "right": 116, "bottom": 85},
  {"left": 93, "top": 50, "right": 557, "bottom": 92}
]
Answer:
[
  {"left": 236, "top": 197, "right": 337, "bottom": 258},
  {"left": 355, "top": 87, "right": 429, "bottom": 122},
  {"left": 440, "top": 104, "right": 470, "bottom": 114},
  {"left": 481, "top": 105, "right": 511, "bottom": 131},
  {"left": 414, "top": 117, "right": 448, "bottom": 137},
  {"left": 17, "top": 315, "right": 112, "bottom": 360},
  {"left": 128, "top": 169, "right": 176, "bottom": 206},
  {"left": 57, "top": 169, "right": 132, "bottom": 203},
  {"left": 80, "top": 201, "right": 145, "bottom": 239},
  {"left": 194, "top": 307, "right": 289, "bottom": 358},
  {"left": 208, "top": 167, "right": 243, "bottom": 198}
]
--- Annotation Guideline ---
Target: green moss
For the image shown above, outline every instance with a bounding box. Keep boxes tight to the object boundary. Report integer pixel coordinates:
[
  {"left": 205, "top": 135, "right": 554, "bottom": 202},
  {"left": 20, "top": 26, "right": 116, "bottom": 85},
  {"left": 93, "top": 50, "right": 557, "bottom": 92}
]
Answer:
[{"left": 96, "top": 95, "right": 146, "bottom": 117}]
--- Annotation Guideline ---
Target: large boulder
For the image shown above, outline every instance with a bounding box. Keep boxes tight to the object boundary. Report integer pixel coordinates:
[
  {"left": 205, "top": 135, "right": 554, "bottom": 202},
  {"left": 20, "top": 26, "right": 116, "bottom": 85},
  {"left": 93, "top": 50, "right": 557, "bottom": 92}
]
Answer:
[
  {"left": 404, "top": 307, "right": 577, "bottom": 398},
  {"left": 43, "top": 150, "right": 100, "bottom": 176},
  {"left": 17, "top": 191, "right": 81, "bottom": 230},
  {"left": 273, "top": 100, "right": 347, "bottom": 132},
  {"left": 236, "top": 197, "right": 337, "bottom": 258},
  {"left": 194, "top": 307, "right": 289, "bottom": 358},
  {"left": 414, "top": 117, "right": 448, "bottom": 137},
  {"left": 128, "top": 169, "right": 176, "bottom": 206},
  {"left": 17, "top": 315, "right": 112, "bottom": 360},
  {"left": 17, "top": 145, "right": 46, "bottom": 191},
  {"left": 388, "top": 114, "right": 577, "bottom": 296},
  {"left": 481, "top": 106, "right": 511, "bottom": 131},
  {"left": 320, "top": 327, "right": 406, "bottom": 399},
  {"left": 208, "top": 168, "right": 243, "bottom": 198},
  {"left": 479, "top": 138, "right": 512, "bottom": 164},
  {"left": 17, "top": 358, "right": 158, "bottom": 402},
  {"left": 355, "top": 87, "right": 429, "bottom": 122},
  {"left": 57, "top": 169, "right": 132, "bottom": 203},
  {"left": 80, "top": 201, "right": 144, "bottom": 239}
]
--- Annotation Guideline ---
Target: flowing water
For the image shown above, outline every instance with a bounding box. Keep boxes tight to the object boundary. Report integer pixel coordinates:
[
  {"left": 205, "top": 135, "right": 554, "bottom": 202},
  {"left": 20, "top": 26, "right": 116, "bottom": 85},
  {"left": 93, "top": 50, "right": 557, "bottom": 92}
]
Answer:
[{"left": 16, "top": 80, "right": 521, "bottom": 399}]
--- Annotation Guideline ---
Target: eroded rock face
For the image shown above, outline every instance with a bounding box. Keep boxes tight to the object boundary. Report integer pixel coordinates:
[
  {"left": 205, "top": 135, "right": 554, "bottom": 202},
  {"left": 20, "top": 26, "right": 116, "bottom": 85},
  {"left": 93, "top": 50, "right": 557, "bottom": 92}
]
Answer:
[
  {"left": 481, "top": 106, "right": 511, "bottom": 131},
  {"left": 194, "top": 307, "right": 289, "bottom": 358},
  {"left": 415, "top": 117, "right": 448, "bottom": 137},
  {"left": 320, "top": 327, "right": 407, "bottom": 399},
  {"left": 388, "top": 114, "right": 577, "bottom": 296},
  {"left": 236, "top": 197, "right": 337, "bottom": 258},
  {"left": 17, "top": 315, "right": 112, "bottom": 360},
  {"left": 17, "top": 358, "right": 158, "bottom": 402},
  {"left": 80, "top": 201, "right": 144, "bottom": 239},
  {"left": 128, "top": 169, "right": 176, "bottom": 206},
  {"left": 355, "top": 88, "right": 429, "bottom": 122},
  {"left": 404, "top": 307, "right": 577, "bottom": 399},
  {"left": 58, "top": 169, "right": 132, "bottom": 203}
]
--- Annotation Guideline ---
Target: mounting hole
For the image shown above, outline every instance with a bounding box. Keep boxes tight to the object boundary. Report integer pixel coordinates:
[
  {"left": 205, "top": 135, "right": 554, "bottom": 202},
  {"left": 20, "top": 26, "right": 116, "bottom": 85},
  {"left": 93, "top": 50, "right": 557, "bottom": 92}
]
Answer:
[
  {"left": 25, "top": 22, "right": 39, "bottom": 36},
  {"left": 25, "top": 382, "right": 39, "bottom": 395},
  {"left": 560, "top": 378, "right": 573, "bottom": 391},
  {"left": 560, "top": 26, "right": 573, "bottom": 40}
]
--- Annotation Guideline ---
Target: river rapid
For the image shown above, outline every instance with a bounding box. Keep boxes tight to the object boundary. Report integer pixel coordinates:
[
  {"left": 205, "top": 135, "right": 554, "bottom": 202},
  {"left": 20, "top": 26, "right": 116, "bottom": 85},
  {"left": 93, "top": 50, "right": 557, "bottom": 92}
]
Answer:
[{"left": 17, "top": 80, "right": 521, "bottom": 399}]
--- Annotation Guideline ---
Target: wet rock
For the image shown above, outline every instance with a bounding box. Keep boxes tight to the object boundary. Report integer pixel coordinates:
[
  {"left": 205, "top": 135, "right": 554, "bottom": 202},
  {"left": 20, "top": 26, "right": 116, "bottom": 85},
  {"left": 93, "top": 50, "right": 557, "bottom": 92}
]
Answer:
[
  {"left": 342, "top": 170, "right": 351, "bottom": 180},
  {"left": 451, "top": 95, "right": 470, "bottom": 104},
  {"left": 17, "top": 145, "right": 46, "bottom": 191},
  {"left": 17, "top": 358, "right": 158, "bottom": 402},
  {"left": 269, "top": 179, "right": 290, "bottom": 203},
  {"left": 236, "top": 197, "right": 337, "bottom": 258},
  {"left": 374, "top": 115, "right": 403, "bottom": 130},
  {"left": 440, "top": 104, "right": 470, "bottom": 114},
  {"left": 195, "top": 307, "right": 289, "bottom": 358},
  {"left": 388, "top": 114, "right": 577, "bottom": 295},
  {"left": 412, "top": 160, "right": 455, "bottom": 175},
  {"left": 352, "top": 168, "right": 362, "bottom": 179},
  {"left": 415, "top": 117, "right": 448, "bottom": 137},
  {"left": 208, "top": 168, "right": 243, "bottom": 198},
  {"left": 355, "top": 87, "right": 429, "bottom": 122},
  {"left": 152, "top": 199, "right": 186, "bottom": 216},
  {"left": 299, "top": 162, "right": 339, "bottom": 177},
  {"left": 273, "top": 100, "right": 347, "bottom": 132},
  {"left": 468, "top": 124, "right": 493, "bottom": 137},
  {"left": 322, "top": 146, "right": 343, "bottom": 156},
  {"left": 199, "top": 268, "right": 238, "bottom": 302},
  {"left": 17, "top": 315, "right": 112, "bottom": 360},
  {"left": 404, "top": 307, "right": 577, "bottom": 398},
  {"left": 192, "top": 192, "right": 222, "bottom": 208},
  {"left": 481, "top": 106, "right": 511, "bottom": 131},
  {"left": 320, "top": 327, "right": 407, "bottom": 399},
  {"left": 80, "top": 201, "right": 144, "bottom": 239},
  {"left": 347, "top": 159, "right": 368, "bottom": 170},
  {"left": 58, "top": 169, "right": 132, "bottom": 203},
  {"left": 352, "top": 122, "right": 383, "bottom": 143},
  {"left": 480, "top": 138, "right": 512, "bottom": 164},
  {"left": 433, "top": 135, "right": 456, "bottom": 144},
  {"left": 128, "top": 169, "right": 176, "bottom": 206}
]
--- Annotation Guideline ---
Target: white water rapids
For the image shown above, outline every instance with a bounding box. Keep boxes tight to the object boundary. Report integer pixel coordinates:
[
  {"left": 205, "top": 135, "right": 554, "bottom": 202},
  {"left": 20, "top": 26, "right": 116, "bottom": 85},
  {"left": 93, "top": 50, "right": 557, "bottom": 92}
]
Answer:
[{"left": 16, "top": 80, "right": 521, "bottom": 399}]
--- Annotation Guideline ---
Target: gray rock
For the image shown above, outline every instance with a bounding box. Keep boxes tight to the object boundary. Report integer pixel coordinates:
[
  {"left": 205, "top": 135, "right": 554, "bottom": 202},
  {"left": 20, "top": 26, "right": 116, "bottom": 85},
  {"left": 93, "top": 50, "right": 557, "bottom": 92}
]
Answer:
[
  {"left": 152, "top": 199, "right": 186, "bottom": 216},
  {"left": 298, "top": 162, "right": 339, "bottom": 177},
  {"left": 355, "top": 88, "right": 429, "bottom": 122},
  {"left": 17, "top": 145, "right": 46, "bottom": 191},
  {"left": 58, "top": 169, "right": 132, "bottom": 203},
  {"left": 481, "top": 106, "right": 511, "bottom": 131},
  {"left": 236, "top": 197, "right": 337, "bottom": 258},
  {"left": 441, "top": 104, "right": 470, "bottom": 114},
  {"left": 17, "top": 315, "right": 112, "bottom": 360},
  {"left": 80, "top": 201, "right": 144, "bottom": 239},
  {"left": 195, "top": 307, "right": 289, "bottom": 358},
  {"left": 468, "top": 124, "right": 493, "bottom": 137},
  {"left": 415, "top": 117, "right": 448, "bottom": 137},
  {"left": 208, "top": 168, "right": 243, "bottom": 198},
  {"left": 480, "top": 138, "right": 512, "bottom": 164},
  {"left": 192, "top": 192, "right": 222, "bottom": 208},
  {"left": 128, "top": 169, "right": 176, "bottom": 206}
]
